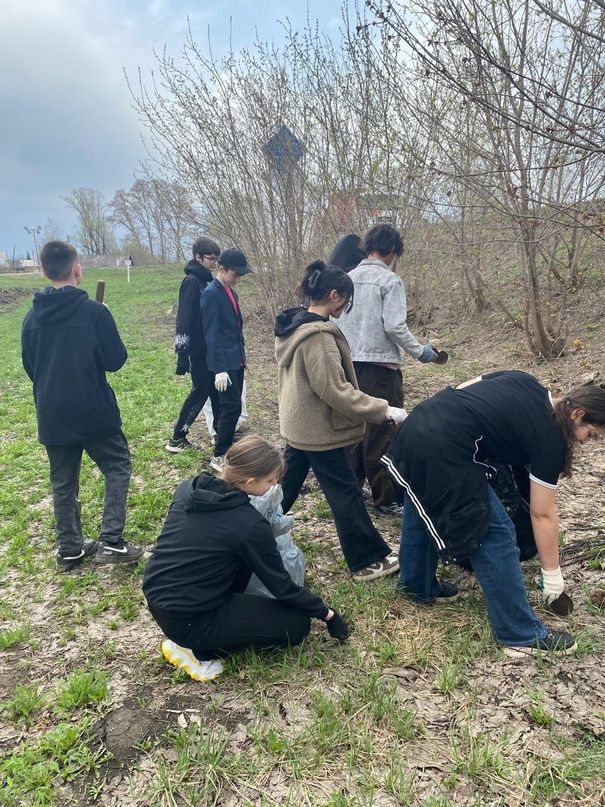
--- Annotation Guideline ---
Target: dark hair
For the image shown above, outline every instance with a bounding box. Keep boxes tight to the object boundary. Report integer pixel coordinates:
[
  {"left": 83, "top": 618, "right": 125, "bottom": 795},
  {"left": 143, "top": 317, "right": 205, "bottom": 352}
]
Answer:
[
  {"left": 296, "top": 260, "right": 354, "bottom": 312},
  {"left": 362, "top": 223, "right": 404, "bottom": 258},
  {"left": 329, "top": 233, "right": 366, "bottom": 273},
  {"left": 192, "top": 237, "right": 220, "bottom": 259},
  {"left": 221, "top": 435, "right": 284, "bottom": 487},
  {"left": 553, "top": 382, "right": 605, "bottom": 476},
  {"left": 39, "top": 240, "right": 79, "bottom": 281}
]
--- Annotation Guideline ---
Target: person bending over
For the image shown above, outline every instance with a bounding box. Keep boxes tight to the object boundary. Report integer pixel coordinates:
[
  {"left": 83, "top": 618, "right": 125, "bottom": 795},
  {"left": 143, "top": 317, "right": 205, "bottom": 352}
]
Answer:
[
  {"left": 382, "top": 371, "right": 605, "bottom": 658},
  {"left": 143, "top": 435, "right": 349, "bottom": 682}
]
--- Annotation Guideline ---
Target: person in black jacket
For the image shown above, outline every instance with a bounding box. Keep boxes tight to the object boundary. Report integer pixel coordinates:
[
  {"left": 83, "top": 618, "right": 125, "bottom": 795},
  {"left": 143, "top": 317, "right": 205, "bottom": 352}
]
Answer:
[
  {"left": 166, "top": 237, "right": 222, "bottom": 453},
  {"left": 143, "top": 435, "right": 350, "bottom": 682},
  {"left": 382, "top": 371, "right": 605, "bottom": 658},
  {"left": 201, "top": 248, "right": 251, "bottom": 469},
  {"left": 21, "top": 241, "right": 142, "bottom": 570}
]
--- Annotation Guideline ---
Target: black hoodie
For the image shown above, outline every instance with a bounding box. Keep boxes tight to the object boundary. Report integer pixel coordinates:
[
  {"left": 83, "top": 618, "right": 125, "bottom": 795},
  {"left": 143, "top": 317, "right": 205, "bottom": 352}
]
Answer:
[
  {"left": 174, "top": 259, "right": 213, "bottom": 358},
  {"left": 274, "top": 306, "right": 328, "bottom": 337},
  {"left": 143, "top": 473, "right": 328, "bottom": 618},
  {"left": 21, "top": 286, "right": 127, "bottom": 445}
]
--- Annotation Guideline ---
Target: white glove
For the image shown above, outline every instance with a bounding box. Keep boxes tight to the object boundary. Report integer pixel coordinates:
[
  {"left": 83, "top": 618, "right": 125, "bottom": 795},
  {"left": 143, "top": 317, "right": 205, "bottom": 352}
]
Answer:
[
  {"left": 540, "top": 567, "right": 565, "bottom": 604},
  {"left": 386, "top": 406, "right": 408, "bottom": 424},
  {"left": 214, "top": 372, "right": 230, "bottom": 392}
]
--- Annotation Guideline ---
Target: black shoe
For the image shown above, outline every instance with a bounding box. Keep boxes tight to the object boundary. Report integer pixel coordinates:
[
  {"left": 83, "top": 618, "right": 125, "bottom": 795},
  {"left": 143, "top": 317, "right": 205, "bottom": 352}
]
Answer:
[
  {"left": 95, "top": 541, "right": 144, "bottom": 565},
  {"left": 503, "top": 629, "right": 577, "bottom": 658},
  {"left": 165, "top": 436, "right": 201, "bottom": 453},
  {"left": 57, "top": 540, "right": 98, "bottom": 572},
  {"left": 435, "top": 581, "right": 460, "bottom": 604},
  {"left": 397, "top": 579, "right": 460, "bottom": 605}
]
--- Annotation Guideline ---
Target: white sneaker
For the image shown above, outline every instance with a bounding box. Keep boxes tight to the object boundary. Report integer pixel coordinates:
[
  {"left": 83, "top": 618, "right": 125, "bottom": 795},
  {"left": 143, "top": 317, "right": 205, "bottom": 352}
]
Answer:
[
  {"left": 209, "top": 455, "right": 225, "bottom": 472},
  {"left": 352, "top": 553, "right": 400, "bottom": 582},
  {"left": 161, "top": 639, "right": 223, "bottom": 682}
]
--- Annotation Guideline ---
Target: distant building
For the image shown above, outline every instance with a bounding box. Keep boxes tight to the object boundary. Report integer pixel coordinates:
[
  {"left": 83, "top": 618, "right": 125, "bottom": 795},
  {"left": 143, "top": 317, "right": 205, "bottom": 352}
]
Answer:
[
  {"left": 0, "top": 250, "right": 9, "bottom": 268},
  {"left": 19, "top": 259, "right": 37, "bottom": 269}
]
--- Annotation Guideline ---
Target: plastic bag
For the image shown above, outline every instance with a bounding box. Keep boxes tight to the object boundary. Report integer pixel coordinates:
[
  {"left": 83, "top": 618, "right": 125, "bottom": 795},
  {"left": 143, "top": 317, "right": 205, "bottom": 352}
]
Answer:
[{"left": 245, "top": 485, "right": 306, "bottom": 597}]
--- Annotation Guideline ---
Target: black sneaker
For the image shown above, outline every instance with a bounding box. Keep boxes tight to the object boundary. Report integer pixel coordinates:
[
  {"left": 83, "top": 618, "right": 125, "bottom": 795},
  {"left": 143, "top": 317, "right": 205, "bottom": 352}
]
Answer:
[
  {"left": 57, "top": 540, "right": 99, "bottom": 572},
  {"left": 377, "top": 503, "right": 405, "bottom": 516},
  {"left": 435, "top": 581, "right": 460, "bottom": 604},
  {"left": 397, "top": 579, "right": 460, "bottom": 605},
  {"left": 503, "top": 629, "right": 577, "bottom": 659},
  {"left": 165, "top": 436, "right": 201, "bottom": 453},
  {"left": 95, "top": 541, "right": 144, "bottom": 565}
]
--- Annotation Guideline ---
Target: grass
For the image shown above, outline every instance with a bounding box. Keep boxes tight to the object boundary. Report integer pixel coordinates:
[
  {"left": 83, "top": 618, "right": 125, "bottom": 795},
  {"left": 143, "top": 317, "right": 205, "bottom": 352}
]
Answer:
[
  {"left": 55, "top": 670, "right": 108, "bottom": 712},
  {"left": 0, "top": 265, "right": 604, "bottom": 805}
]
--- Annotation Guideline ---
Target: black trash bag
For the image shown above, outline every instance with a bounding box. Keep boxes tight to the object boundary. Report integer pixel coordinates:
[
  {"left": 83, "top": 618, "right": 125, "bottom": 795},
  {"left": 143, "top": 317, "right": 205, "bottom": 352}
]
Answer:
[{"left": 457, "top": 464, "right": 537, "bottom": 570}]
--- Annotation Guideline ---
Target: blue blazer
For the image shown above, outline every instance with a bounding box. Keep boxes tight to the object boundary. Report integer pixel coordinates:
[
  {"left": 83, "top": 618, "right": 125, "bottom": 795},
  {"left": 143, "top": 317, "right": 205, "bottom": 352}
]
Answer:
[{"left": 200, "top": 279, "right": 246, "bottom": 372}]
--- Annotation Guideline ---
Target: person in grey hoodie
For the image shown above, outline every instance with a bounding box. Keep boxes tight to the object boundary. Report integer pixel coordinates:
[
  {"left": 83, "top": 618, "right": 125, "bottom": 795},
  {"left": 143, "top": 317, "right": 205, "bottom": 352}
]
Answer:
[{"left": 335, "top": 224, "right": 441, "bottom": 515}]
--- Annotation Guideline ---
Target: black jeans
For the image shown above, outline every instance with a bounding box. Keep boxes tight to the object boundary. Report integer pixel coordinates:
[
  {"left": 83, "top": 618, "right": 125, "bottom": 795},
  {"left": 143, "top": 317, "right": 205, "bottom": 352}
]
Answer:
[
  {"left": 281, "top": 444, "right": 391, "bottom": 572},
  {"left": 149, "top": 594, "right": 311, "bottom": 661},
  {"left": 350, "top": 363, "right": 405, "bottom": 507},
  {"left": 214, "top": 368, "right": 244, "bottom": 457},
  {"left": 45, "top": 431, "right": 131, "bottom": 557},
  {"left": 173, "top": 354, "right": 220, "bottom": 440}
]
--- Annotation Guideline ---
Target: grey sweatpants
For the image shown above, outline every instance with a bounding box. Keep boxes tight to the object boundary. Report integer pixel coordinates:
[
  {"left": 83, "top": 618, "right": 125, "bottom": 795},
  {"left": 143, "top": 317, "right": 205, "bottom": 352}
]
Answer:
[{"left": 45, "top": 431, "right": 131, "bottom": 557}]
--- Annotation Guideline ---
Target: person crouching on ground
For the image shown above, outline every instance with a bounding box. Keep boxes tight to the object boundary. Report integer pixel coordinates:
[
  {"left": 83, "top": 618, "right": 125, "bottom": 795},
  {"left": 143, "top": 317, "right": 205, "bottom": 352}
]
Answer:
[
  {"left": 275, "top": 260, "right": 407, "bottom": 582},
  {"left": 143, "top": 436, "right": 350, "bottom": 682},
  {"left": 382, "top": 371, "right": 605, "bottom": 658}
]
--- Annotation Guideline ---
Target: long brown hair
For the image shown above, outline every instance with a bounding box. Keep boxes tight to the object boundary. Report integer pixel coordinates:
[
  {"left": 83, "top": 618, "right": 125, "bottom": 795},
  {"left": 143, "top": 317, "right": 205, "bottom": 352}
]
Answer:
[
  {"left": 553, "top": 382, "right": 605, "bottom": 477},
  {"left": 220, "top": 435, "right": 284, "bottom": 487}
]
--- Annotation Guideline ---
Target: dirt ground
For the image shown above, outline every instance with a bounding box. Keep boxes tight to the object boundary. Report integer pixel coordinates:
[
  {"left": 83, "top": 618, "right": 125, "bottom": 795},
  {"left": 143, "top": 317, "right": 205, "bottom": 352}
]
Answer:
[{"left": 1, "top": 279, "right": 604, "bottom": 805}]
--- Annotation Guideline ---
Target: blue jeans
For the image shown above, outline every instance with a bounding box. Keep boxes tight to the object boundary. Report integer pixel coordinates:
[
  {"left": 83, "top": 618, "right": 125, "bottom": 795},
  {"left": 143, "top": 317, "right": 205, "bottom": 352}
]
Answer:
[{"left": 399, "top": 486, "right": 547, "bottom": 646}]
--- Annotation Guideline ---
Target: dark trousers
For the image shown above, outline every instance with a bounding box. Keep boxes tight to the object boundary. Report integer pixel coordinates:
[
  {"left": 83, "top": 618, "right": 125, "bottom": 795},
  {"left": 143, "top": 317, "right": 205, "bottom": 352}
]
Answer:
[
  {"left": 173, "top": 354, "right": 220, "bottom": 440},
  {"left": 350, "top": 363, "right": 405, "bottom": 507},
  {"left": 281, "top": 444, "right": 391, "bottom": 572},
  {"left": 214, "top": 368, "right": 244, "bottom": 457},
  {"left": 45, "top": 431, "right": 131, "bottom": 557},
  {"left": 149, "top": 594, "right": 311, "bottom": 661}
]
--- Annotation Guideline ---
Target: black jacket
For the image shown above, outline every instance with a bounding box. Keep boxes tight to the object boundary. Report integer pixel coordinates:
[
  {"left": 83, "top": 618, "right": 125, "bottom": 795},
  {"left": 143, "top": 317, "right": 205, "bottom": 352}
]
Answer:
[
  {"left": 143, "top": 473, "right": 328, "bottom": 618},
  {"left": 174, "top": 260, "right": 214, "bottom": 358},
  {"left": 21, "top": 286, "right": 127, "bottom": 445},
  {"left": 200, "top": 279, "right": 246, "bottom": 372}
]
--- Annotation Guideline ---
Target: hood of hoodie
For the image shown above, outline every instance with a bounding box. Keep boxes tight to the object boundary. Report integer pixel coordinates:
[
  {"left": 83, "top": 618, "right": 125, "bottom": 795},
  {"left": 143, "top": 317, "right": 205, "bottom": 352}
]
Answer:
[
  {"left": 185, "top": 472, "right": 250, "bottom": 513},
  {"left": 31, "top": 286, "right": 89, "bottom": 325},
  {"left": 274, "top": 306, "right": 342, "bottom": 369},
  {"left": 184, "top": 259, "right": 213, "bottom": 285}
]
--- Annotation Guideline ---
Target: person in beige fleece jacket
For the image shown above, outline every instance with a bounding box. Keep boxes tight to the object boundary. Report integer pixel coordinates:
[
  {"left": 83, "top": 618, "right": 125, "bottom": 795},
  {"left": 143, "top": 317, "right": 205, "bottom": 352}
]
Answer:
[{"left": 274, "top": 261, "right": 407, "bottom": 581}]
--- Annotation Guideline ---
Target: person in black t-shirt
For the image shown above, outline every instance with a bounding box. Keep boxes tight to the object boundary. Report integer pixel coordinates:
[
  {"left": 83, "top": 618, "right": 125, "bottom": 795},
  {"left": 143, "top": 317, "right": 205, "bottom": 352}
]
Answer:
[
  {"left": 143, "top": 435, "right": 350, "bottom": 682},
  {"left": 382, "top": 371, "right": 605, "bottom": 658}
]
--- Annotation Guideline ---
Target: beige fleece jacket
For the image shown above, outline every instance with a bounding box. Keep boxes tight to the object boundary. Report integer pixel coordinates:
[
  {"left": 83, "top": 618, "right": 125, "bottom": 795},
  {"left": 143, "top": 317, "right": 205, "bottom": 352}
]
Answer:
[{"left": 275, "top": 320, "right": 389, "bottom": 451}]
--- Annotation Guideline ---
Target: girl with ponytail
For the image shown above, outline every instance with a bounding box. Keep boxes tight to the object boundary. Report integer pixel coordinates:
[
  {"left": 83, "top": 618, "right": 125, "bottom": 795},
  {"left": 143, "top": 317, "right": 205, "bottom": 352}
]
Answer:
[{"left": 274, "top": 261, "right": 407, "bottom": 582}]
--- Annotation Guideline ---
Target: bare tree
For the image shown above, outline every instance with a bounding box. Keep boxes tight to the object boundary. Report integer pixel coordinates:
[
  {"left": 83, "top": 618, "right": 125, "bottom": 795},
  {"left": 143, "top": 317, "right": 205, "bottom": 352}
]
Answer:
[
  {"left": 63, "top": 188, "right": 114, "bottom": 256},
  {"left": 365, "top": 0, "right": 605, "bottom": 356}
]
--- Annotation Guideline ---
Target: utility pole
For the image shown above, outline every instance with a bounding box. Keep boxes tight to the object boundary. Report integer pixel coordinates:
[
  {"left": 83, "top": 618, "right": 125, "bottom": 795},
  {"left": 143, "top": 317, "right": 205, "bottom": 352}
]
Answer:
[{"left": 24, "top": 225, "right": 42, "bottom": 264}]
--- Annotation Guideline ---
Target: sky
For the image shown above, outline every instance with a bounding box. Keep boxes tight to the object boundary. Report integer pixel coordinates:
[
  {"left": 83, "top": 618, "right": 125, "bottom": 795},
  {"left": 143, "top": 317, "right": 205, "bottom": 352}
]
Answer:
[{"left": 1, "top": 0, "right": 351, "bottom": 257}]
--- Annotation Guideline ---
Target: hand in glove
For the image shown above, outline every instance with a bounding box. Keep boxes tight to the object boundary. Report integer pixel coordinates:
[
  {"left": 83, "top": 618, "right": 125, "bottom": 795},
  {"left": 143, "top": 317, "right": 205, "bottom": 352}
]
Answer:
[
  {"left": 324, "top": 610, "right": 350, "bottom": 641},
  {"left": 386, "top": 406, "right": 408, "bottom": 424},
  {"left": 540, "top": 567, "right": 574, "bottom": 615},
  {"left": 176, "top": 353, "right": 190, "bottom": 376},
  {"left": 418, "top": 344, "right": 437, "bottom": 363},
  {"left": 214, "top": 371, "right": 230, "bottom": 392}
]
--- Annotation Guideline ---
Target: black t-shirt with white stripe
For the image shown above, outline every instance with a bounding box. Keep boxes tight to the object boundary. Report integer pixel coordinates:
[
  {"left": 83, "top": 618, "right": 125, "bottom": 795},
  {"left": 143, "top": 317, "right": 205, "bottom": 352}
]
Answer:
[{"left": 455, "top": 371, "right": 565, "bottom": 489}]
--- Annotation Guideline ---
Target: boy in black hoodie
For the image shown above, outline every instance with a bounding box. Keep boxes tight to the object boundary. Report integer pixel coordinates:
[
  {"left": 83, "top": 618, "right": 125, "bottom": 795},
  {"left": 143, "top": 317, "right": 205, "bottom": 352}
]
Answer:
[
  {"left": 166, "top": 237, "right": 222, "bottom": 453},
  {"left": 21, "top": 241, "right": 142, "bottom": 570}
]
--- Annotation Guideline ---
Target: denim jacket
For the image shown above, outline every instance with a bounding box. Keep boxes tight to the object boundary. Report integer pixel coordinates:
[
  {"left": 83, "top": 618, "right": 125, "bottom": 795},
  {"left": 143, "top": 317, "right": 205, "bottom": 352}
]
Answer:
[{"left": 337, "top": 259, "right": 423, "bottom": 365}]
